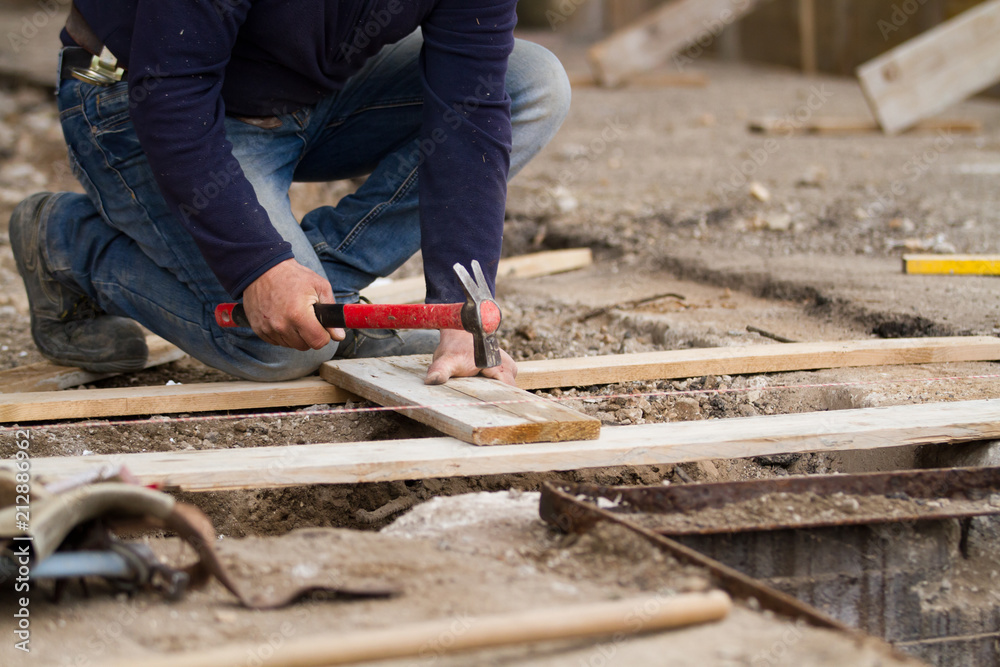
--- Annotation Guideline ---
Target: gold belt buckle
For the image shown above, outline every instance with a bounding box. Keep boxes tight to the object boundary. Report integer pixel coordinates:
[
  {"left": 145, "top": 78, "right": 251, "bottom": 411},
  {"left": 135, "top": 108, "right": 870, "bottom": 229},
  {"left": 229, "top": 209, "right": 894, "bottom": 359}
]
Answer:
[{"left": 71, "top": 46, "right": 124, "bottom": 86}]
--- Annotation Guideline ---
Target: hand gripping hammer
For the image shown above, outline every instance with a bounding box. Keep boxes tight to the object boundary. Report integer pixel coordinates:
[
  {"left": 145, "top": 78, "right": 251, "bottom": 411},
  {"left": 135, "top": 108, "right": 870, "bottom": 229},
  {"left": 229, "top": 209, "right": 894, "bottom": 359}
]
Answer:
[{"left": 215, "top": 261, "right": 503, "bottom": 369}]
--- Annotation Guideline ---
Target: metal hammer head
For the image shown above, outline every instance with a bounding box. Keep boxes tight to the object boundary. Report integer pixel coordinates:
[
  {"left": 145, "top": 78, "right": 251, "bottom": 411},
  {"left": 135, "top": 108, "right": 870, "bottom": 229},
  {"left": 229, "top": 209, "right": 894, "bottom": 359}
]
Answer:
[{"left": 455, "top": 261, "right": 502, "bottom": 369}]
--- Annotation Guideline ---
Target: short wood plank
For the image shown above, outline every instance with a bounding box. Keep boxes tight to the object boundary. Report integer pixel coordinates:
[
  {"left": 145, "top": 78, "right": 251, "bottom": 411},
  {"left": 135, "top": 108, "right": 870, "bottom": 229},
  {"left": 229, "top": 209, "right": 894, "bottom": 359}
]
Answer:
[
  {"left": 362, "top": 249, "right": 593, "bottom": 304},
  {"left": 5, "top": 336, "right": 998, "bottom": 423},
  {"left": 748, "top": 117, "right": 982, "bottom": 135},
  {"left": 903, "top": 254, "right": 1000, "bottom": 276},
  {"left": 29, "top": 399, "right": 1000, "bottom": 491},
  {"left": 0, "top": 336, "right": 186, "bottom": 394},
  {"left": 857, "top": 0, "right": 1000, "bottom": 134},
  {"left": 588, "top": 0, "right": 762, "bottom": 87},
  {"left": 323, "top": 356, "right": 600, "bottom": 445}
]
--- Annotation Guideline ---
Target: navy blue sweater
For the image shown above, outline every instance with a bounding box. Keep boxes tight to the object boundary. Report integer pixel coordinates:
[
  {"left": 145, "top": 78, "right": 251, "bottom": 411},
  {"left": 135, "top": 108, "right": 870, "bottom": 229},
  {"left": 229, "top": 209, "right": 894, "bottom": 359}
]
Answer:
[{"left": 68, "top": 0, "right": 515, "bottom": 303}]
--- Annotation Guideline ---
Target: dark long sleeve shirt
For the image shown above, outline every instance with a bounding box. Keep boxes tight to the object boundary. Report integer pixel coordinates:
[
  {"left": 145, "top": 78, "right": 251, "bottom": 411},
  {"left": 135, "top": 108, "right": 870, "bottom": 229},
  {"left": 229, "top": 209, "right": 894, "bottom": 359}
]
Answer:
[{"left": 67, "top": 0, "right": 515, "bottom": 303}]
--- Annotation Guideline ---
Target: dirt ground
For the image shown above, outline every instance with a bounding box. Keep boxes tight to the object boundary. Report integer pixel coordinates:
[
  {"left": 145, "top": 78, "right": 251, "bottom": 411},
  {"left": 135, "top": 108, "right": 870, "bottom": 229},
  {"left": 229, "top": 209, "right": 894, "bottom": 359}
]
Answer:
[{"left": 2, "top": 28, "right": 1000, "bottom": 666}]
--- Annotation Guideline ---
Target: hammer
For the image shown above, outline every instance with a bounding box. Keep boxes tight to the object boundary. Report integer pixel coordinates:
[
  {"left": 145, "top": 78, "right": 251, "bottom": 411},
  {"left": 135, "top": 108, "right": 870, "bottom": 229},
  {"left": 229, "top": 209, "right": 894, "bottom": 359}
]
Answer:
[{"left": 215, "top": 261, "right": 503, "bottom": 369}]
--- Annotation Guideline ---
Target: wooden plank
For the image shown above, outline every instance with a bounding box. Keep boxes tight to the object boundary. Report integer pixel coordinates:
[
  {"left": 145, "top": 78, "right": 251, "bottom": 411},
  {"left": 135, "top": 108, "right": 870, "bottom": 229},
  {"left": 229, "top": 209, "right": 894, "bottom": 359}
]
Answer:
[
  {"left": 568, "top": 71, "right": 709, "bottom": 88},
  {"left": 0, "top": 336, "right": 186, "bottom": 394},
  {"left": 0, "top": 379, "right": 355, "bottom": 423},
  {"left": 747, "top": 116, "right": 982, "bottom": 135},
  {"left": 857, "top": 0, "right": 1000, "bottom": 134},
  {"left": 362, "top": 248, "right": 593, "bottom": 304},
  {"left": 903, "top": 254, "right": 1000, "bottom": 275},
  {"left": 323, "top": 356, "right": 600, "bottom": 446},
  {"left": 6, "top": 336, "right": 999, "bottom": 423},
  {"left": 28, "top": 399, "right": 1000, "bottom": 491},
  {"left": 587, "top": 0, "right": 762, "bottom": 87},
  {"left": 510, "top": 335, "right": 1000, "bottom": 390}
]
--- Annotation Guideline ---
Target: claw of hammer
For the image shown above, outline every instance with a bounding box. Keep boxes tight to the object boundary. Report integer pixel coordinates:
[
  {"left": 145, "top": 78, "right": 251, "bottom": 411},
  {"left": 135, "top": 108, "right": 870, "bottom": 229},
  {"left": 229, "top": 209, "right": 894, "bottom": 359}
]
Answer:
[{"left": 455, "top": 260, "right": 502, "bottom": 369}]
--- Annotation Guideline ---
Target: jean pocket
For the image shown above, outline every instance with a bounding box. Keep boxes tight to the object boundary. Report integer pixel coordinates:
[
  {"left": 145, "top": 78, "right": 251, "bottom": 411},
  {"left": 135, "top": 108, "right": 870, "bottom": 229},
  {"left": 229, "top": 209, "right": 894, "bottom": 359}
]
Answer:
[{"left": 91, "top": 82, "right": 132, "bottom": 134}]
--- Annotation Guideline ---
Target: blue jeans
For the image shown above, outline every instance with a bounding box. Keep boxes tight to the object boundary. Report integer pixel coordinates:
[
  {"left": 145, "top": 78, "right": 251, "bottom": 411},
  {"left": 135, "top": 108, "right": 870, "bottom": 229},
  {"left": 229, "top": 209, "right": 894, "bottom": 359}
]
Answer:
[{"left": 46, "top": 34, "right": 570, "bottom": 381}]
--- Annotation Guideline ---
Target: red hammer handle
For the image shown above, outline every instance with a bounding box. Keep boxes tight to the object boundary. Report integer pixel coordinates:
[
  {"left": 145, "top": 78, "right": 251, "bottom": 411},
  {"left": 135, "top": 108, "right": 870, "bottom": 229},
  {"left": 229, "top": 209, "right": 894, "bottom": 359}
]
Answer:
[{"left": 215, "top": 302, "right": 501, "bottom": 334}]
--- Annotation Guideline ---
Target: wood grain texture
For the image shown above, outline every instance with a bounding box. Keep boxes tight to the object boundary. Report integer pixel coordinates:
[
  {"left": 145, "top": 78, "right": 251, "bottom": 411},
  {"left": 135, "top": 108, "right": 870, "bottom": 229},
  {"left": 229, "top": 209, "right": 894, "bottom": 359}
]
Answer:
[
  {"left": 361, "top": 248, "right": 592, "bottom": 304},
  {"left": 5, "top": 336, "right": 998, "bottom": 423},
  {"left": 0, "top": 336, "right": 186, "bottom": 394},
  {"left": 903, "top": 254, "right": 1000, "bottom": 275},
  {"left": 323, "top": 356, "right": 600, "bottom": 445},
  {"left": 29, "top": 399, "right": 1000, "bottom": 491},
  {"left": 588, "top": 0, "right": 762, "bottom": 87},
  {"left": 857, "top": 0, "right": 1000, "bottom": 134}
]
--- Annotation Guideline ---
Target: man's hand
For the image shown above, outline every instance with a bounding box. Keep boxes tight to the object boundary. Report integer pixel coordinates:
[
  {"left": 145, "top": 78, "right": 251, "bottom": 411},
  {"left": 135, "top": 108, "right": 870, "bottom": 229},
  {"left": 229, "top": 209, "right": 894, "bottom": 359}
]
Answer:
[
  {"left": 425, "top": 328, "right": 517, "bottom": 386},
  {"left": 242, "top": 259, "right": 345, "bottom": 350}
]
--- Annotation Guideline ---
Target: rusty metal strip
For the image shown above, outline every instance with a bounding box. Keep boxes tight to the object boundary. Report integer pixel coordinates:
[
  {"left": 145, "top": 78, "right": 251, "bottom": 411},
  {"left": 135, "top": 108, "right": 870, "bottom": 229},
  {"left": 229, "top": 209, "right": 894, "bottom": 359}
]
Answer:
[
  {"left": 540, "top": 481, "right": 853, "bottom": 632},
  {"left": 544, "top": 466, "right": 1000, "bottom": 535}
]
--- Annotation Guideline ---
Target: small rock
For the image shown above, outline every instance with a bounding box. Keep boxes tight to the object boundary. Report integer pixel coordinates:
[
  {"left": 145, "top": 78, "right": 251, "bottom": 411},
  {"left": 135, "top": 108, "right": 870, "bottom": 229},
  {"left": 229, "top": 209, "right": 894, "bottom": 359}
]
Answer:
[
  {"left": 673, "top": 396, "right": 701, "bottom": 420},
  {"left": 764, "top": 213, "right": 792, "bottom": 231},
  {"left": 796, "top": 164, "right": 827, "bottom": 187},
  {"left": 213, "top": 610, "right": 238, "bottom": 623},
  {"left": 748, "top": 181, "right": 771, "bottom": 203},
  {"left": 887, "top": 217, "right": 916, "bottom": 232}
]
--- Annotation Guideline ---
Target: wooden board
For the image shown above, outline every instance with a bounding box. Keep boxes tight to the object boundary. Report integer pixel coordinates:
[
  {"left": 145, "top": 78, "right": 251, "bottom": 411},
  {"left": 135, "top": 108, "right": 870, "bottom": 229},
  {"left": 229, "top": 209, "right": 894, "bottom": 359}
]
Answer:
[
  {"left": 0, "top": 379, "right": 355, "bottom": 423},
  {"left": 903, "top": 254, "right": 1000, "bottom": 275},
  {"left": 568, "top": 71, "right": 709, "bottom": 88},
  {"left": 748, "top": 117, "right": 982, "bottom": 135},
  {"left": 322, "top": 356, "right": 600, "bottom": 446},
  {"left": 27, "top": 398, "right": 1000, "bottom": 491},
  {"left": 509, "top": 336, "right": 1000, "bottom": 391},
  {"left": 362, "top": 248, "right": 592, "bottom": 304},
  {"left": 6, "top": 336, "right": 999, "bottom": 423},
  {"left": 857, "top": 0, "right": 1000, "bottom": 134},
  {"left": 0, "top": 335, "right": 186, "bottom": 394},
  {"left": 588, "top": 0, "right": 762, "bottom": 87}
]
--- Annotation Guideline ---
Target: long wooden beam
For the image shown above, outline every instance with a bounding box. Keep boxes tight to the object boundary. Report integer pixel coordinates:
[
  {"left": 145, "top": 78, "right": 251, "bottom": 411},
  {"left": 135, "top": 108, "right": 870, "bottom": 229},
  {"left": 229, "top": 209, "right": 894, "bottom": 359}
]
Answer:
[
  {"left": 28, "top": 399, "right": 1000, "bottom": 490},
  {"left": 3, "top": 336, "right": 999, "bottom": 422}
]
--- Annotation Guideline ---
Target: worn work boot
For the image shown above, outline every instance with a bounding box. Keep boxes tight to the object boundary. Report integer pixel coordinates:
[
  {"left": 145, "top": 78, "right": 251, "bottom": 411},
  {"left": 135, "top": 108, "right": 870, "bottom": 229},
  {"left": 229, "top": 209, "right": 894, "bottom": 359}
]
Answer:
[
  {"left": 332, "top": 328, "right": 440, "bottom": 359},
  {"left": 10, "top": 193, "right": 149, "bottom": 372}
]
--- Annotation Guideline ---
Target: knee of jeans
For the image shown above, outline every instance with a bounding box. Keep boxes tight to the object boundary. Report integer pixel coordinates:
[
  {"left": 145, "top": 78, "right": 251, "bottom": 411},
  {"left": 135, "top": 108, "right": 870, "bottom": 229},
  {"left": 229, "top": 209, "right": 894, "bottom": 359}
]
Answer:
[
  {"left": 234, "top": 346, "right": 330, "bottom": 382},
  {"left": 513, "top": 41, "right": 572, "bottom": 130}
]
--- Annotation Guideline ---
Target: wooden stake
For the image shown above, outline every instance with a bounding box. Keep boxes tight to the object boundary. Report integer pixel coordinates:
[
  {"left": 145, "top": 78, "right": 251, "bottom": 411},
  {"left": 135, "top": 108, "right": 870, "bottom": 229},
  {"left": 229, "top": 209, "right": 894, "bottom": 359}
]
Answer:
[{"left": 110, "top": 592, "right": 731, "bottom": 667}]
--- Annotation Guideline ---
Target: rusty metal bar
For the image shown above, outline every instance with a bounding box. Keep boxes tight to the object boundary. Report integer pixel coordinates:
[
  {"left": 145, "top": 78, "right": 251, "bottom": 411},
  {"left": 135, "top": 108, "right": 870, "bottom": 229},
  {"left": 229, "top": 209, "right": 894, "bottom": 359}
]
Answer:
[{"left": 545, "top": 466, "right": 1000, "bottom": 535}]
